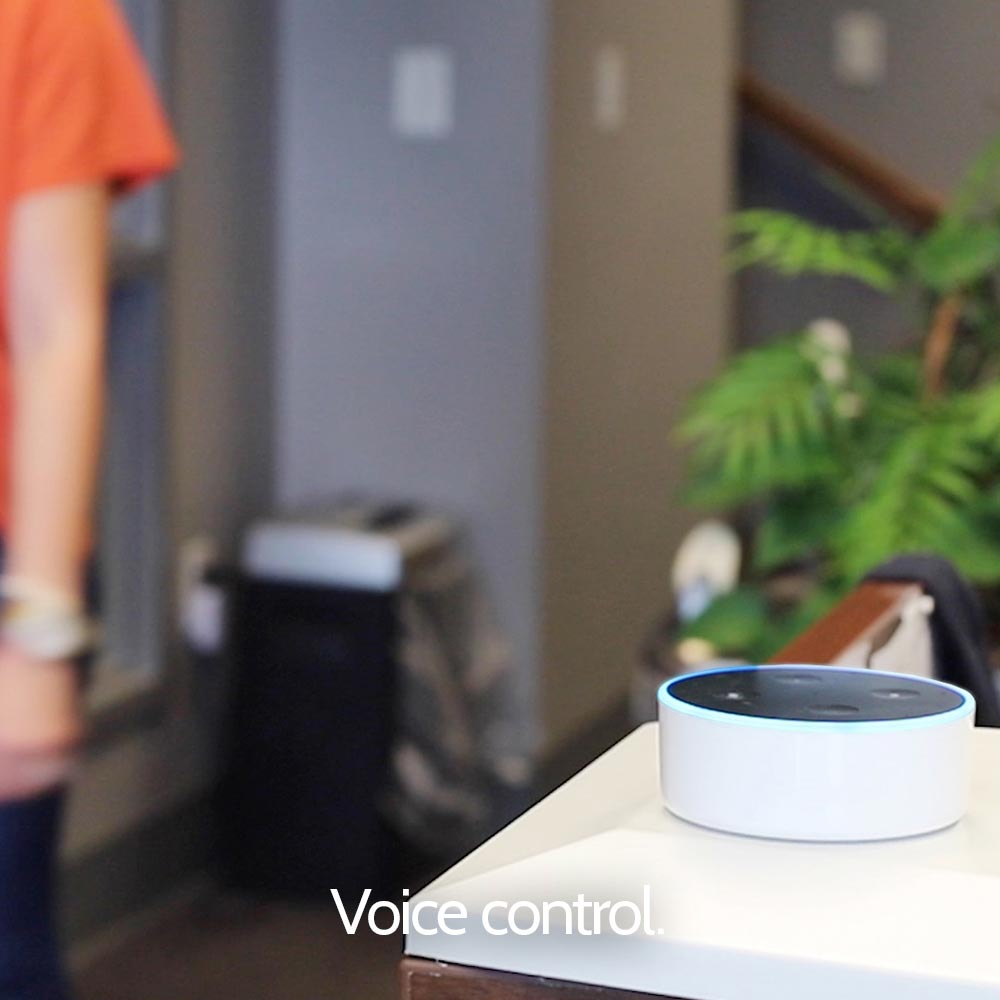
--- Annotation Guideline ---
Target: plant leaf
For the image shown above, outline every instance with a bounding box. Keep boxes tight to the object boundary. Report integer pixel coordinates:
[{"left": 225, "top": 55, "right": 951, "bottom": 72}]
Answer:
[
  {"left": 680, "top": 587, "right": 769, "bottom": 658},
  {"left": 945, "top": 133, "right": 1000, "bottom": 222},
  {"left": 679, "top": 334, "right": 852, "bottom": 509},
  {"left": 832, "top": 407, "right": 996, "bottom": 582},
  {"left": 729, "top": 210, "right": 912, "bottom": 292},
  {"left": 753, "top": 489, "right": 844, "bottom": 572},
  {"left": 912, "top": 219, "right": 1000, "bottom": 293}
]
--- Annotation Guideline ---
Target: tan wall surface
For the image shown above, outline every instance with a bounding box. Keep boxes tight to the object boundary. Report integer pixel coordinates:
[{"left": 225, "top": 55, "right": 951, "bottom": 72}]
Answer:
[{"left": 542, "top": 0, "right": 736, "bottom": 748}]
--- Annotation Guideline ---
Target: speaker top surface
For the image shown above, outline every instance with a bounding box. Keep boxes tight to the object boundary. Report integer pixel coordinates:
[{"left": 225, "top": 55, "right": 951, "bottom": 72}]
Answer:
[{"left": 660, "top": 665, "right": 973, "bottom": 728}]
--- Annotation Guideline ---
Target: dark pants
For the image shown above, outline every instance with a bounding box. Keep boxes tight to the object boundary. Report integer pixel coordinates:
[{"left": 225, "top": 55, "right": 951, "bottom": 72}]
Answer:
[
  {"left": 0, "top": 790, "right": 71, "bottom": 999},
  {"left": 0, "top": 547, "right": 92, "bottom": 999}
]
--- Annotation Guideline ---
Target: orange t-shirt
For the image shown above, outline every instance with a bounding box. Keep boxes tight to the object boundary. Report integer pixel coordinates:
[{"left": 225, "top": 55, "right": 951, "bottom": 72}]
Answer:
[{"left": 0, "top": 0, "right": 178, "bottom": 526}]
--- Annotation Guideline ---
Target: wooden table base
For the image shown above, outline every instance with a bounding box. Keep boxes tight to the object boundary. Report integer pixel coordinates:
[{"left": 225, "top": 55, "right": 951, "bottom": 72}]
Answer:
[{"left": 400, "top": 957, "right": 677, "bottom": 1000}]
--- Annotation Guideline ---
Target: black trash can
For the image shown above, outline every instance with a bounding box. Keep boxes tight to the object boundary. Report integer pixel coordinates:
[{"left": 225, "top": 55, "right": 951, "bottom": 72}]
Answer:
[{"left": 219, "top": 569, "right": 398, "bottom": 903}]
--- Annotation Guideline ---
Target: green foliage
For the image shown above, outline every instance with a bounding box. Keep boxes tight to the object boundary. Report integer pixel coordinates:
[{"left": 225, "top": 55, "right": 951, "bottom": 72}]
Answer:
[
  {"left": 912, "top": 219, "right": 1000, "bottom": 293},
  {"left": 682, "top": 579, "right": 848, "bottom": 665},
  {"left": 677, "top": 130, "right": 1000, "bottom": 660},
  {"left": 753, "top": 489, "right": 843, "bottom": 572},
  {"left": 729, "top": 210, "right": 913, "bottom": 291},
  {"left": 680, "top": 587, "right": 770, "bottom": 662},
  {"left": 971, "top": 380, "right": 1000, "bottom": 443},
  {"left": 832, "top": 407, "right": 997, "bottom": 582},
  {"left": 944, "top": 133, "right": 1000, "bottom": 222},
  {"left": 677, "top": 334, "right": 847, "bottom": 507}
]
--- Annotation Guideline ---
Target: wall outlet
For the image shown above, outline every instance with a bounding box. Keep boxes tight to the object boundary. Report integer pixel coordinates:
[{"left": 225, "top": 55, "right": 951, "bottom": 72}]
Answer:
[
  {"left": 391, "top": 45, "right": 455, "bottom": 139},
  {"left": 177, "top": 535, "right": 226, "bottom": 656},
  {"left": 593, "top": 44, "right": 627, "bottom": 132},
  {"left": 832, "top": 10, "right": 887, "bottom": 88}
]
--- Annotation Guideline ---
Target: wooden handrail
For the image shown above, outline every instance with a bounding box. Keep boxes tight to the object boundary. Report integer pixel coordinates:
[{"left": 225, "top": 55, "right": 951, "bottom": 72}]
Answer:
[
  {"left": 769, "top": 581, "right": 921, "bottom": 665},
  {"left": 738, "top": 69, "right": 946, "bottom": 230}
]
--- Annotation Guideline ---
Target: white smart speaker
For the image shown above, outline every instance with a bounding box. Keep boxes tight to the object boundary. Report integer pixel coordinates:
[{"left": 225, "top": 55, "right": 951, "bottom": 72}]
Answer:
[{"left": 658, "top": 665, "right": 975, "bottom": 842}]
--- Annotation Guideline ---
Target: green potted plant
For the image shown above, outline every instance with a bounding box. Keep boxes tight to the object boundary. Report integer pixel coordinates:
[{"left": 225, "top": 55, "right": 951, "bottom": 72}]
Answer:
[{"left": 678, "top": 134, "right": 1000, "bottom": 662}]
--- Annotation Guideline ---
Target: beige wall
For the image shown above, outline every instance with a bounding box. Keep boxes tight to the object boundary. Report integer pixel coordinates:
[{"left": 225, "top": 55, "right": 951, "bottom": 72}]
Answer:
[
  {"left": 542, "top": 0, "right": 736, "bottom": 748},
  {"left": 169, "top": 0, "right": 275, "bottom": 552}
]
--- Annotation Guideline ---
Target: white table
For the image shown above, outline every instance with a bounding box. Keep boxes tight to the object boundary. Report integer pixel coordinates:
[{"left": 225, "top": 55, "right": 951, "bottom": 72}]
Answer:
[{"left": 404, "top": 723, "right": 1000, "bottom": 1000}]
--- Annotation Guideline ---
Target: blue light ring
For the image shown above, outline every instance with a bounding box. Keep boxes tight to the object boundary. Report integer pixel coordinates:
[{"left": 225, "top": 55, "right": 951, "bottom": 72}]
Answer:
[{"left": 657, "top": 664, "right": 975, "bottom": 733}]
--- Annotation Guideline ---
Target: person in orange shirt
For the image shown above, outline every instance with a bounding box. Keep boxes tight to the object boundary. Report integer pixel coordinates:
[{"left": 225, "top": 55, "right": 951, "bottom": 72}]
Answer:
[{"left": 0, "top": 1, "right": 177, "bottom": 994}]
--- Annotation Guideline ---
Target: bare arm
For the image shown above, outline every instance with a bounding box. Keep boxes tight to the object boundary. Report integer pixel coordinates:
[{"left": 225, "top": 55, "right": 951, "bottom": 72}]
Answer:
[
  {"left": 0, "top": 183, "right": 108, "bottom": 790},
  {"left": 7, "top": 183, "right": 108, "bottom": 596}
]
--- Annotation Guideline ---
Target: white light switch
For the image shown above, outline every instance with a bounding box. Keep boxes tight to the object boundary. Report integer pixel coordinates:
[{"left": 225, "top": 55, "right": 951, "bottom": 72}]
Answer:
[
  {"left": 593, "top": 45, "right": 627, "bottom": 132},
  {"left": 391, "top": 46, "right": 455, "bottom": 139},
  {"left": 832, "top": 10, "right": 887, "bottom": 88}
]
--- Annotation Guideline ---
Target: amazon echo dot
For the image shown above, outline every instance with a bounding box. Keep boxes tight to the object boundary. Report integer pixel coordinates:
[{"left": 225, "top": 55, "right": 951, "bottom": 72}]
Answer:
[{"left": 658, "top": 665, "right": 975, "bottom": 842}]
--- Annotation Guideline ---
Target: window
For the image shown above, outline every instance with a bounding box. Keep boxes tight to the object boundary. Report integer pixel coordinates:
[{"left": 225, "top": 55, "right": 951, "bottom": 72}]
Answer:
[{"left": 89, "top": 0, "right": 171, "bottom": 710}]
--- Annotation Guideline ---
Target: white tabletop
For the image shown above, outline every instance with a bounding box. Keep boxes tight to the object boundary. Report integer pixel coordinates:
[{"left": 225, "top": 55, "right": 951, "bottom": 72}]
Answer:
[{"left": 405, "top": 723, "right": 1000, "bottom": 1000}]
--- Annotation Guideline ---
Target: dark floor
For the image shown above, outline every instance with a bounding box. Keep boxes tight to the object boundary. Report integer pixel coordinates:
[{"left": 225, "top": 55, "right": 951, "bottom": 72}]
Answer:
[
  {"left": 75, "top": 893, "right": 401, "bottom": 1000},
  {"left": 74, "top": 704, "right": 632, "bottom": 1000}
]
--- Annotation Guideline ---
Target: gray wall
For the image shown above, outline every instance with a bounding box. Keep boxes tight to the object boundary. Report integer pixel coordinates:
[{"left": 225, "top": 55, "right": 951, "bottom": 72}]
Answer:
[
  {"left": 741, "top": 0, "right": 1000, "bottom": 349},
  {"left": 275, "top": 0, "right": 549, "bottom": 750},
  {"left": 746, "top": 0, "right": 1000, "bottom": 193}
]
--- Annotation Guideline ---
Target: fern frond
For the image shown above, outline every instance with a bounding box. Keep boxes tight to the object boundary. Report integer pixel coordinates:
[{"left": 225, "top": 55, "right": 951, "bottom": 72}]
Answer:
[
  {"left": 912, "top": 218, "right": 1000, "bottom": 293},
  {"left": 753, "top": 488, "right": 844, "bottom": 572},
  {"left": 729, "top": 210, "right": 913, "bottom": 292},
  {"left": 832, "top": 408, "right": 996, "bottom": 582},
  {"left": 945, "top": 133, "right": 1000, "bottom": 222},
  {"left": 855, "top": 355, "right": 924, "bottom": 453},
  {"left": 969, "top": 381, "right": 1000, "bottom": 445},
  {"left": 870, "top": 353, "right": 923, "bottom": 397},
  {"left": 679, "top": 336, "right": 848, "bottom": 508}
]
